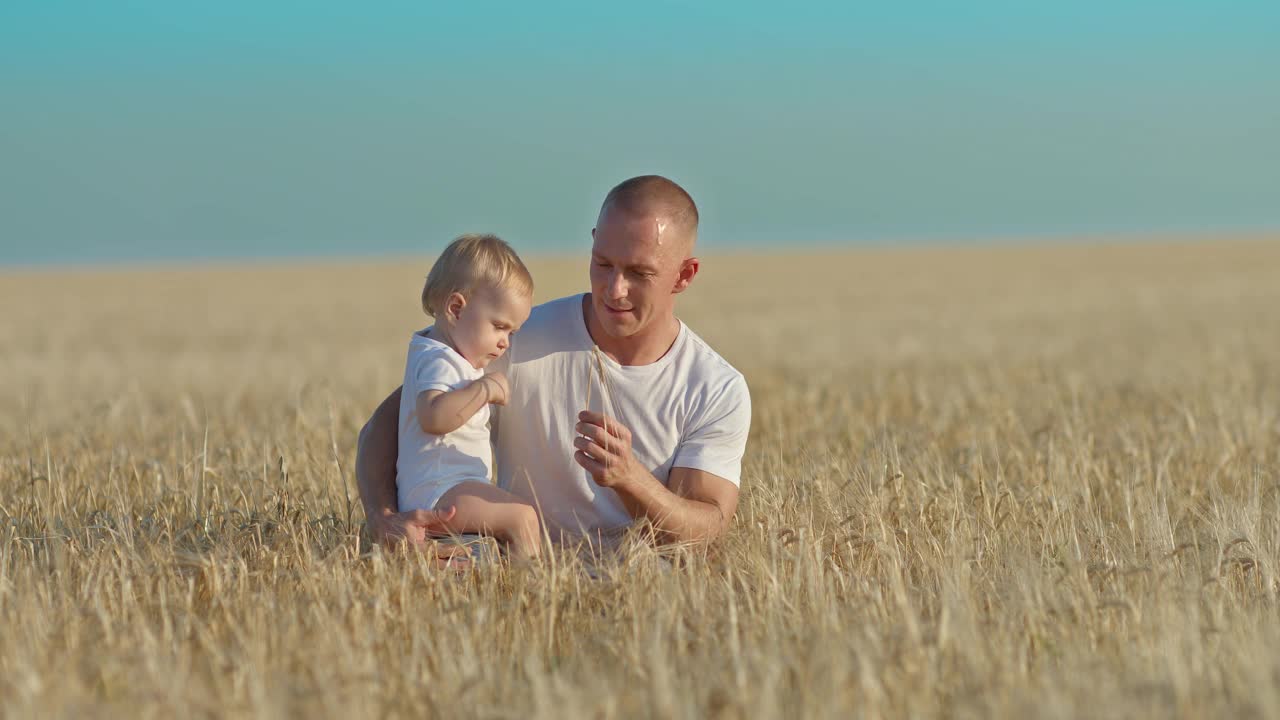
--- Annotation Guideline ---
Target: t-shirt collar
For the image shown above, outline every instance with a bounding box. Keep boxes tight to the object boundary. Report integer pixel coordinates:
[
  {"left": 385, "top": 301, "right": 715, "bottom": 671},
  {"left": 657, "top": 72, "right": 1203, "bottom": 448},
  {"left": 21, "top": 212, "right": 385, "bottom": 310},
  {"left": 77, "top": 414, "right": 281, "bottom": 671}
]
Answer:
[{"left": 574, "top": 293, "right": 686, "bottom": 373}]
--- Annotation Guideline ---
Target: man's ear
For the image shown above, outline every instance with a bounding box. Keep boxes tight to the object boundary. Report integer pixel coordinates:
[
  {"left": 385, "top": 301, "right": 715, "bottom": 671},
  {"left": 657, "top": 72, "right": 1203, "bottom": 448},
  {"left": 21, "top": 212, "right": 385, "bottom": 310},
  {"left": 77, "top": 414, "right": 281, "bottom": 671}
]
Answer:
[
  {"left": 445, "top": 292, "right": 467, "bottom": 320},
  {"left": 672, "top": 257, "right": 700, "bottom": 294}
]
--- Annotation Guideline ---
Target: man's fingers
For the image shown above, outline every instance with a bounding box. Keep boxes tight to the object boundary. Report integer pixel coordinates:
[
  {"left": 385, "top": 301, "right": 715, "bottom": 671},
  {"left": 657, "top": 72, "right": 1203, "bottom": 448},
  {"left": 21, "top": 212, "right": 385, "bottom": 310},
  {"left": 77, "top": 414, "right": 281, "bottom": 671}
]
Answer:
[
  {"left": 407, "top": 507, "right": 456, "bottom": 523},
  {"left": 577, "top": 410, "right": 628, "bottom": 438},
  {"left": 573, "top": 435, "right": 613, "bottom": 462},
  {"left": 407, "top": 506, "right": 457, "bottom": 532},
  {"left": 432, "top": 542, "right": 471, "bottom": 558},
  {"left": 433, "top": 548, "right": 472, "bottom": 572},
  {"left": 427, "top": 541, "right": 473, "bottom": 566},
  {"left": 378, "top": 530, "right": 425, "bottom": 551},
  {"left": 574, "top": 449, "right": 605, "bottom": 476},
  {"left": 575, "top": 423, "right": 619, "bottom": 453},
  {"left": 379, "top": 534, "right": 473, "bottom": 568},
  {"left": 373, "top": 514, "right": 424, "bottom": 548}
]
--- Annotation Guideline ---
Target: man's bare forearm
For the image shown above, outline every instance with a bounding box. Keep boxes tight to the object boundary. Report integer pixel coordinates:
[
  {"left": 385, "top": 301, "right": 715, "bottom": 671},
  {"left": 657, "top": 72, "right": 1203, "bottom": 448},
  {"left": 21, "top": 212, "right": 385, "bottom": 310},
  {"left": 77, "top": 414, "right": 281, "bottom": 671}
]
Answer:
[
  {"left": 572, "top": 411, "right": 738, "bottom": 546},
  {"left": 356, "top": 387, "right": 404, "bottom": 522},
  {"left": 610, "top": 473, "right": 730, "bottom": 545}
]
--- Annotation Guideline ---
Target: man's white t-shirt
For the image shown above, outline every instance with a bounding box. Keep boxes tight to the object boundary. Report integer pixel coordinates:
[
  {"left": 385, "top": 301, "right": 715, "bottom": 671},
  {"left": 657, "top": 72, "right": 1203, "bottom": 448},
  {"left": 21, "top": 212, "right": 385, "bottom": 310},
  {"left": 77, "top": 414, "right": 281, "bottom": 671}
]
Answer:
[
  {"left": 489, "top": 294, "right": 751, "bottom": 539},
  {"left": 396, "top": 329, "right": 492, "bottom": 513}
]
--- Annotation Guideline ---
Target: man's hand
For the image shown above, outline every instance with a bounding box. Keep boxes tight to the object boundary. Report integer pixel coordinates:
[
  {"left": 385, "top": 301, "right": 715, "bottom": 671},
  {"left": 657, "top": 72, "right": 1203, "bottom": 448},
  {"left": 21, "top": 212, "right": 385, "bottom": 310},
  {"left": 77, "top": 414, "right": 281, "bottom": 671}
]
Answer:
[
  {"left": 572, "top": 410, "right": 739, "bottom": 545},
  {"left": 573, "top": 410, "right": 643, "bottom": 488},
  {"left": 482, "top": 372, "right": 510, "bottom": 406},
  {"left": 367, "top": 506, "right": 470, "bottom": 566},
  {"left": 357, "top": 387, "right": 474, "bottom": 567}
]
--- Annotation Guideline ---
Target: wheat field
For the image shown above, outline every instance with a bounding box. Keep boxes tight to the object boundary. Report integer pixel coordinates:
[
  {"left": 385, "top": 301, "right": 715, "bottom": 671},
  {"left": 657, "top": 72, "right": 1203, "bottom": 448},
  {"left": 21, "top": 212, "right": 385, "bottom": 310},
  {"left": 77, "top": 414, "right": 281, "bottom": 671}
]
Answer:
[{"left": 2, "top": 238, "right": 1279, "bottom": 718}]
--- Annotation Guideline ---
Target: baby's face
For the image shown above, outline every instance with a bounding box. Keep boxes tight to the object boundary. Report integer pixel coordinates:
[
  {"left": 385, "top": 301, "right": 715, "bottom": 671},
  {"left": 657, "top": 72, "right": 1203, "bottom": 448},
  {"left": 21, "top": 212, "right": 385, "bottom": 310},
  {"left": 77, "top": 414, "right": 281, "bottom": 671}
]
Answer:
[{"left": 450, "top": 286, "right": 532, "bottom": 369}]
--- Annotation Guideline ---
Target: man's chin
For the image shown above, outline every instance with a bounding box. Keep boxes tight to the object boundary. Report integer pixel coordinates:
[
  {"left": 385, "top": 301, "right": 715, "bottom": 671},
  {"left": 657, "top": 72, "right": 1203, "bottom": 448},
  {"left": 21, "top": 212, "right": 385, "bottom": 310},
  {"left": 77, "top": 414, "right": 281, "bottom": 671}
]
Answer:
[
  {"left": 590, "top": 298, "right": 643, "bottom": 338},
  {"left": 599, "top": 315, "right": 639, "bottom": 338}
]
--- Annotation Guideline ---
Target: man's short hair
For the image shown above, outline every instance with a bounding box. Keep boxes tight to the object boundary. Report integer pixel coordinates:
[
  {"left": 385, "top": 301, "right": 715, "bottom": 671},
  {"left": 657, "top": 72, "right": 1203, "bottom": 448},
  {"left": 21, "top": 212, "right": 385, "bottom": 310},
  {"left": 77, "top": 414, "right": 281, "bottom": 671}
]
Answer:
[
  {"left": 421, "top": 234, "right": 534, "bottom": 318},
  {"left": 601, "top": 175, "right": 699, "bottom": 239}
]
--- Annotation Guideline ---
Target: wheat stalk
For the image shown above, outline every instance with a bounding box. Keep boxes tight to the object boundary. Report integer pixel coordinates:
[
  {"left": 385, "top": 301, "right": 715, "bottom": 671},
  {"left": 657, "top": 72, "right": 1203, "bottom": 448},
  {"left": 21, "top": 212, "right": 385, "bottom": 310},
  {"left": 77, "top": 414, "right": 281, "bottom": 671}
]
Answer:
[{"left": 584, "top": 344, "right": 623, "bottom": 471}]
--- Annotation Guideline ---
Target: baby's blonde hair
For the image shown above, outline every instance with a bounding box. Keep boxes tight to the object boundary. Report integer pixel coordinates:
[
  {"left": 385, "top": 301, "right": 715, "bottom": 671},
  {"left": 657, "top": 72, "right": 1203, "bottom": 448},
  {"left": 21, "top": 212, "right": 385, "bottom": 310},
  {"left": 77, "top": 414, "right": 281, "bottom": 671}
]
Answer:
[{"left": 421, "top": 234, "right": 534, "bottom": 318}]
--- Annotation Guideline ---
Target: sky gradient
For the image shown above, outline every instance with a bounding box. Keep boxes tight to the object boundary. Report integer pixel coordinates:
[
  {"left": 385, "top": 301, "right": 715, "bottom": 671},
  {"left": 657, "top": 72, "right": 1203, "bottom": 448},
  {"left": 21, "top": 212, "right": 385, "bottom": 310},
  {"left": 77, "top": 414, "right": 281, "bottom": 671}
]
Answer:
[{"left": 2, "top": 1, "right": 1278, "bottom": 265}]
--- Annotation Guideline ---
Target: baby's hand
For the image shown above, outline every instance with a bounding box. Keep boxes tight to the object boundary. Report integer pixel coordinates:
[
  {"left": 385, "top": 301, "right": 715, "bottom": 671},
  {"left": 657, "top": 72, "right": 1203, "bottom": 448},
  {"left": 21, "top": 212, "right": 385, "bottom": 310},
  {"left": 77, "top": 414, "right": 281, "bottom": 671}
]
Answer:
[{"left": 482, "top": 372, "right": 510, "bottom": 406}]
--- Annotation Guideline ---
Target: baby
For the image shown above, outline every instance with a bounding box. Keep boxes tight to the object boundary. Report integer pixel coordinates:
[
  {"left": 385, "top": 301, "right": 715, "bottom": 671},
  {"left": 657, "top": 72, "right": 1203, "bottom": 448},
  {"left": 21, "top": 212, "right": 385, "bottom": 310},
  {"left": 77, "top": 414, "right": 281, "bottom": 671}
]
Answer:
[{"left": 396, "top": 233, "right": 540, "bottom": 557}]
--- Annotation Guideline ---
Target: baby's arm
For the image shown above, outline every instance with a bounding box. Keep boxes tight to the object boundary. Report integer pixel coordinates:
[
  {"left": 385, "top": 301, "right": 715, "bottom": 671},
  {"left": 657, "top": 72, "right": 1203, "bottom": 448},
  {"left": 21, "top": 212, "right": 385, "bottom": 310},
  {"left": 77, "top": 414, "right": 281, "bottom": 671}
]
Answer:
[{"left": 416, "top": 372, "right": 508, "bottom": 435}]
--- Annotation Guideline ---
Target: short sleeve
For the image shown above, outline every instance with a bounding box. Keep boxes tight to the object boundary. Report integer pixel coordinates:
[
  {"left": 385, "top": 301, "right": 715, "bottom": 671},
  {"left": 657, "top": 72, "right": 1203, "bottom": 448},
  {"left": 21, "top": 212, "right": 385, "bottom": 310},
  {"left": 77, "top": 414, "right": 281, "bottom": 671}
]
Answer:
[
  {"left": 411, "top": 350, "right": 466, "bottom": 396},
  {"left": 672, "top": 375, "right": 752, "bottom": 486}
]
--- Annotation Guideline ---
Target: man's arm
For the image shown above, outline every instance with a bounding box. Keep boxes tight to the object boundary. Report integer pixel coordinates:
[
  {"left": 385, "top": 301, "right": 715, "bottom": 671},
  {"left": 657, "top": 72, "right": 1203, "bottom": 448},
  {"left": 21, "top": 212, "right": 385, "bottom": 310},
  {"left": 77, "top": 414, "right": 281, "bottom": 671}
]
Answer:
[
  {"left": 356, "top": 386, "right": 459, "bottom": 549},
  {"left": 573, "top": 411, "right": 740, "bottom": 545},
  {"left": 613, "top": 466, "right": 739, "bottom": 544}
]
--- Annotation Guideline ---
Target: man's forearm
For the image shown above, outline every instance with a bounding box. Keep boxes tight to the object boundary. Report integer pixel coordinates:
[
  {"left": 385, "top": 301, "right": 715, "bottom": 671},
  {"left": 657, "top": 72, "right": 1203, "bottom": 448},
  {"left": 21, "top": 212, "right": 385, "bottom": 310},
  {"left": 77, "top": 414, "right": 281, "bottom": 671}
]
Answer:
[
  {"left": 356, "top": 388, "right": 404, "bottom": 523},
  {"left": 610, "top": 473, "right": 729, "bottom": 545}
]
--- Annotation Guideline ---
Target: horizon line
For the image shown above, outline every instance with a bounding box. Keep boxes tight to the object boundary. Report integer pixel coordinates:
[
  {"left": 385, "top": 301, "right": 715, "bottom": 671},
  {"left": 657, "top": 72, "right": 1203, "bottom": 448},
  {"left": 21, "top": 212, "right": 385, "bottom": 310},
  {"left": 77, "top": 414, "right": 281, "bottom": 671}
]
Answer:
[{"left": 4, "top": 228, "right": 1278, "bottom": 276}]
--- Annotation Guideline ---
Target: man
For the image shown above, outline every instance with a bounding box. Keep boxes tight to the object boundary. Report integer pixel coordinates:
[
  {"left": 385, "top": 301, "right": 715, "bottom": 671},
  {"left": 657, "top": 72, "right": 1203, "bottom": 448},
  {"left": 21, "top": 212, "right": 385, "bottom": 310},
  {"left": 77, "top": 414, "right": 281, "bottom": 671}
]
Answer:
[{"left": 355, "top": 175, "right": 751, "bottom": 554}]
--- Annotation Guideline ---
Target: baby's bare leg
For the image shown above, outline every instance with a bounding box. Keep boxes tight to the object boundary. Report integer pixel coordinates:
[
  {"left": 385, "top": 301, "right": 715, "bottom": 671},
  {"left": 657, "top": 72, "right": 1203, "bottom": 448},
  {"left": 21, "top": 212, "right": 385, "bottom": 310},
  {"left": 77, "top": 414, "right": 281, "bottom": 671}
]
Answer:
[{"left": 436, "top": 481, "right": 542, "bottom": 558}]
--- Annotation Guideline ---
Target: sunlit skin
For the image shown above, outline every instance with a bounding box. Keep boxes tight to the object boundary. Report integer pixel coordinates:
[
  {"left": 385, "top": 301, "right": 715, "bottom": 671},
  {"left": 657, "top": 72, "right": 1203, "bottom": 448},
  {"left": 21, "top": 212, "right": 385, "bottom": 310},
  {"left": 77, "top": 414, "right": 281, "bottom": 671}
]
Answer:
[
  {"left": 571, "top": 203, "right": 739, "bottom": 544},
  {"left": 586, "top": 206, "right": 699, "bottom": 366},
  {"left": 409, "top": 284, "right": 541, "bottom": 557},
  {"left": 415, "top": 286, "right": 528, "bottom": 437},
  {"left": 356, "top": 190, "right": 741, "bottom": 556},
  {"left": 431, "top": 286, "right": 531, "bottom": 370}
]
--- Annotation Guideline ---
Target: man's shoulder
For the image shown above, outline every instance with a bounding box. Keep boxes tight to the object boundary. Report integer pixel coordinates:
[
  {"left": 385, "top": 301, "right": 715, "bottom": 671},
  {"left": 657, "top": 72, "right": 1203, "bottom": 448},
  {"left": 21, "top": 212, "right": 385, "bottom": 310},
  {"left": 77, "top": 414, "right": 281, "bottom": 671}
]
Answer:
[
  {"left": 503, "top": 294, "right": 585, "bottom": 369},
  {"left": 526, "top": 294, "right": 583, "bottom": 326},
  {"left": 676, "top": 323, "right": 748, "bottom": 397},
  {"left": 671, "top": 324, "right": 751, "bottom": 445},
  {"left": 515, "top": 294, "right": 584, "bottom": 344}
]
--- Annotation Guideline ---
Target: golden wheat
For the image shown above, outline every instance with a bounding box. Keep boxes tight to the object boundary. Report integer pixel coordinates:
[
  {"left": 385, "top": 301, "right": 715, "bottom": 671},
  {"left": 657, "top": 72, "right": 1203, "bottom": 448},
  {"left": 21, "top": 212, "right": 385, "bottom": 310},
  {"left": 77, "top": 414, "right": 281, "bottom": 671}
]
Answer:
[{"left": 2, "top": 238, "right": 1279, "bottom": 718}]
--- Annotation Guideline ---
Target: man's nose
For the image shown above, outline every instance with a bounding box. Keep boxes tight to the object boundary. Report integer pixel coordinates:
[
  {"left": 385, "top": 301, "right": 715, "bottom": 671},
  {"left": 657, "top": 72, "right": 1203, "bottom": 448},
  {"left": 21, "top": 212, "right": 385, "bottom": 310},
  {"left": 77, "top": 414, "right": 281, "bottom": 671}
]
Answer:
[{"left": 608, "top": 270, "right": 628, "bottom": 298}]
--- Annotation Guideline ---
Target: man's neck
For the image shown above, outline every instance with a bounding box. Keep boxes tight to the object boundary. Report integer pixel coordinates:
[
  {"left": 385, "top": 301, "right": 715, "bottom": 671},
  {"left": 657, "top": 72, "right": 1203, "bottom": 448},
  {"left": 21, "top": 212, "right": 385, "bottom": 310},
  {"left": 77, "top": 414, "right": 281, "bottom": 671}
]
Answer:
[{"left": 582, "top": 294, "right": 680, "bottom": 366}]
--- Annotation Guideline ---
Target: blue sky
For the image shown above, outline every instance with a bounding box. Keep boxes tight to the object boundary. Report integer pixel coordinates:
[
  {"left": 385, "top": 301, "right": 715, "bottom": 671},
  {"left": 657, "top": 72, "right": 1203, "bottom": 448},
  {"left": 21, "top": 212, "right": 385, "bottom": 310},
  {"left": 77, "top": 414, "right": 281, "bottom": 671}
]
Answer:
[{"left": 2, "top": 1, "right": 1277, "bottom": 264}]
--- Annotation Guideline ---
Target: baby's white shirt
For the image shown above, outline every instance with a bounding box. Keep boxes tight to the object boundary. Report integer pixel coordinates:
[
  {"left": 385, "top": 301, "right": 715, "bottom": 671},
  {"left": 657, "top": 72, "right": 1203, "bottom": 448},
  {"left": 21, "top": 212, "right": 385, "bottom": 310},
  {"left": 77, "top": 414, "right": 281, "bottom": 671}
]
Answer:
[{"left": 395, "top": 328, "right": 492, "bottom": 512}]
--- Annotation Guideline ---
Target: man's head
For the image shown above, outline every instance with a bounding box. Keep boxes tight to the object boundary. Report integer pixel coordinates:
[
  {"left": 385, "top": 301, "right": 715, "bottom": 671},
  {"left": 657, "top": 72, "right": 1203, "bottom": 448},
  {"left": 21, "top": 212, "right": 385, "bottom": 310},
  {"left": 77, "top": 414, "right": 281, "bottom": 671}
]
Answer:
[
  {"left": 589, "top": 175, "right": 700, "bottom": 342},
  {"left": 422, "top": 233, "right": 534, "bottom": 369}
]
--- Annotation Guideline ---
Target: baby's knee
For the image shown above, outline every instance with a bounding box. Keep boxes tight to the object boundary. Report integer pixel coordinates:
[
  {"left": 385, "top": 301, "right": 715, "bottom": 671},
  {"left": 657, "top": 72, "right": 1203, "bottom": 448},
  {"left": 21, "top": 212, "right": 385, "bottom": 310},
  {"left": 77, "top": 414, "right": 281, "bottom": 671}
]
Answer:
[
  {"left": 503, "top": 504, "right": 542, "bottom": 558},
  {"left": 513, "top": 504, "right": 541, "bottom": 537}
]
